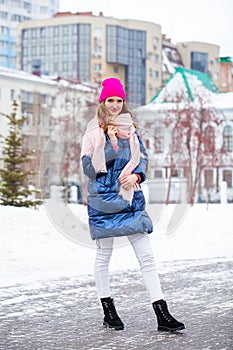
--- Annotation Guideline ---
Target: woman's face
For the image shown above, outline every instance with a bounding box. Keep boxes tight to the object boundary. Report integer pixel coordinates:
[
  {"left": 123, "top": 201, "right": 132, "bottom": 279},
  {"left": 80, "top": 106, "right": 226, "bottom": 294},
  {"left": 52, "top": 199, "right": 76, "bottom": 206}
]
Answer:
[{"left": 104, "top": 96, "right": 124, "bottom": 117}]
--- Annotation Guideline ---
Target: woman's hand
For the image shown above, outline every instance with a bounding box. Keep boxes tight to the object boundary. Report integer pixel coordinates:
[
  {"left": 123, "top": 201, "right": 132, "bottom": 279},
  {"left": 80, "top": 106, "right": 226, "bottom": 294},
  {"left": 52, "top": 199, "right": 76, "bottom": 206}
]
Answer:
[
  {"left": 119, "top": 174, "right": 138, "bottom": 190},
  {"left": 107, "top": 125, "right": 118, "bottom": 142}
]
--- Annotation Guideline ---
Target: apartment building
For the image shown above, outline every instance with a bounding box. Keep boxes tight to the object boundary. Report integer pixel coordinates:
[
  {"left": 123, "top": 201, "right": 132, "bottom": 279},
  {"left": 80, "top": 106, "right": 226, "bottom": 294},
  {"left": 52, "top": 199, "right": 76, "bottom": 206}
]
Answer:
[
  {"left": 17, "top": 11, "right": 163, "bottom": 105},
  {"left": 176, "top": 41, "right": 220, "bottom": 89},
  {"left": 0, "top": 0, "right": 59, "bottom": 69}
]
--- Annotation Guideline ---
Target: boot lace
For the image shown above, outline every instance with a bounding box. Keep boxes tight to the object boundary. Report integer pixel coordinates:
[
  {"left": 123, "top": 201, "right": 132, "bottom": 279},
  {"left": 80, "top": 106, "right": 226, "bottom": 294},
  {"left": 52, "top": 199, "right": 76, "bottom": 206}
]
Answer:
[
  {"left": 157, "top": 303, "right": 176, "bottom": 322},
  {"left": 103, "top": 300, "right": 119, "bottom": 320}
]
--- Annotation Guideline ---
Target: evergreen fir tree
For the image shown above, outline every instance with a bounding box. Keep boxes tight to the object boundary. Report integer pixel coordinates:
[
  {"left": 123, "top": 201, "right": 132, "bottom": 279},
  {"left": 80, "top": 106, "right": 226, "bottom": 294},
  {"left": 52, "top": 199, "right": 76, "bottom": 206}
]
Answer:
[{"left": 0, "top": 101, "right": 43, "bottom": 207}]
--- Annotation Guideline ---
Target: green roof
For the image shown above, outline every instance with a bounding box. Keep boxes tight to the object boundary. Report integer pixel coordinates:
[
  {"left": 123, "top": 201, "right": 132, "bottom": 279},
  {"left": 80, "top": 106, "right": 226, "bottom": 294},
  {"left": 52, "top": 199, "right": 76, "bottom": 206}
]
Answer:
[
  {"left": 150, "top": 67, "right": 218, "bottom": 103},
  {"left": 220, "top": 57, "right": 233, "bottom": 63}
]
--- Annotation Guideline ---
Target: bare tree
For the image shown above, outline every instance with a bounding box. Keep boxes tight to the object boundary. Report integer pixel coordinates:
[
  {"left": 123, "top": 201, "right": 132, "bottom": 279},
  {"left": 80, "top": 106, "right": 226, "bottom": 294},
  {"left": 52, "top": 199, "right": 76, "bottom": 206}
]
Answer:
[{"left": 164, "top": 96, "right": 225, "bottom": 205}]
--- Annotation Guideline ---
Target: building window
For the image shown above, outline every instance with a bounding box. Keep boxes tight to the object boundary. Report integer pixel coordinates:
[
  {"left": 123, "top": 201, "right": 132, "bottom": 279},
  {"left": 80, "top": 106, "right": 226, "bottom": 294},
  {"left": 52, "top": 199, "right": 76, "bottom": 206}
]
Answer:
[
  {"left": 11, "top": 57, "right": 16, "bottom": 65},
  {"left": 10, "top": 57, "right": 16, "bottom": 65},
  {"left": 107, "top": 25, "right": 129, "bottom": 65},
  {"left": 40, "top": 45, "right": 45, "bottom": 55},
  {"left": 94, "top": 37, "right": 102, "bottom": 56},
  {"left": 107, "top": 25, "right": 146, "bottom": 105},
  {"left": 23, "top": 2, "right": 31, "bottom": 11},
  {"left": 0, "top": 26, "right": 8, "bottom": 34},
  {"left": 213, "top": 72, "right": 219, "bottom": 81},
  {"left": 172, "top": 127, "right": 183, "bottom": 152},
  {"left": 10, "top": 89, "right": 15, "bottom": 101},
  {"left": 153, "top": 70, "right": 159, "bottom": 79},
  {"left": 31, "top": 46, "right": 37, "bottom": 56},
  {"left": 63, "top": 25, "right": 69, "bottom": 35},
  {"left": 53, "top": 26, "right": 59, "bottom": 37},
  {"left": 63, "top": 44, "right": 68, "bottom": 54},
  {"left": 51, "top": 97, "right": 56, "bottom": 108},
  {"left": 0, "top": 55, "right": 7, "bottom": 63},
  {"left": 154, "top": 128, "right": 164, "bottom": 153},
  {"left": 63, "top": 62, "right": 68, "bottom": 71},
  {"left": 94, "top": 28, "right": 102, "bottom": 37},
  {"left": 78, "top": 24, "right": 91, "bottom": 82},
  {"left": 94, "top": 63, "right": 101, "bottom": 73},
  {"left": 72, "top": 43, "right": 77, "bottom": 53},
  {"left": 21, "top": 90, "right": 33, "bottom": 103},
  {"left": 191, "top": 52, "right": 208, "bottom": 74},
  {"left": 53, "top": 62, "right": 59, "bottom": 71},
  {"left": 153, "top": 37, "right": 159, "bottom": 49},
  {"left": 223, "top": 170, "right": 232, "bottom": 188},
  {"left": 204, "top": 125, "right": 215, "bottom": 153},
  {"left": 137, "top": 48, "right": 142, "bottom": 58},
  {"left": 31, "top": 28, "right": 37, "bottom": 38},
  {"left": 11, "top": 0, "right": 21, "bottom": 7},
  {"left": 0, "top": 41, "right": 7, "bottom": 48},
  {"left": 106, "top": 25, "right": 120, "bottom": 63},
  {"left": 40, "top": 6, "right": 48, "bottom": 14},
  {"left": 0, "top": 11, "right": 8, "bottom": 19},
  {"left": 72, "top": 25, "right": 77, "bottom": 34},
  {"left": 40, "top": 28, "right": 45, "bottom": 37},
  {"left": 22, "top": 29, "right": 28, "bottom": 39},
  {"left": 53, "top": 44, "right": 59, "bottom": 54},
  {"left": 154, "top": 54, "right": 159, "bottom": 63},
  {"left": 223, "top": 125, "right": 233, "bottom": 152},
  {"left": 204, "top": 169, "right": 214, "bottom": 189}
]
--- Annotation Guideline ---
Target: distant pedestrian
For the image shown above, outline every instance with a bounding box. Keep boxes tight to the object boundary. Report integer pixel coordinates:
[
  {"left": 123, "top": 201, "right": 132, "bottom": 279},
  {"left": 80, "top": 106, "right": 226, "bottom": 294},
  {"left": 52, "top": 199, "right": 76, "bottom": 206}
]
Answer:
[{"left": 81, "top": 77, "right": 185, "bottom": 332}]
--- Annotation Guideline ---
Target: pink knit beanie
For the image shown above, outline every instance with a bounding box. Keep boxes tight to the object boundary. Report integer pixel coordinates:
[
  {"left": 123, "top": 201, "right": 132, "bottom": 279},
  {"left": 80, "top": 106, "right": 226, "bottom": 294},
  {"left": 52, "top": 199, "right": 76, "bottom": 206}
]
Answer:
[{"left": 99, "top": 78, "right": 126, "bottom": 102}]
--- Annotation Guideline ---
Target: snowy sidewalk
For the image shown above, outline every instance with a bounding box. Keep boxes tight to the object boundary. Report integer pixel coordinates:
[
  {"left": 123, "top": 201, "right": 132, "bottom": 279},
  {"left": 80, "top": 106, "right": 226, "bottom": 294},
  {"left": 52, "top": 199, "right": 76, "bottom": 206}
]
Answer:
[{"left": 1, "top": 258, "right": 232, "bottom": 350}]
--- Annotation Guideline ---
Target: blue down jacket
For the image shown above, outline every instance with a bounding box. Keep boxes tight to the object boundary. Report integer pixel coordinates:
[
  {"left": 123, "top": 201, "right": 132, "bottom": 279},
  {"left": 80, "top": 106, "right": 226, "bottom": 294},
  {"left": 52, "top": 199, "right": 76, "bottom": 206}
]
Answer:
[{"left": 82, "top": 131, "right": 153, "bottom": 240}]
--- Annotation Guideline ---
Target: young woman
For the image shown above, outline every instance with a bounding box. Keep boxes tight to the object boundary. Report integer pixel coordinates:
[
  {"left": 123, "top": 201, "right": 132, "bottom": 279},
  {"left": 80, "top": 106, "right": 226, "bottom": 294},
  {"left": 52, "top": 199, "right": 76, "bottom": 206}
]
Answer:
[{"left": 81, "top": 77, "right": 185, "bottom": 332}]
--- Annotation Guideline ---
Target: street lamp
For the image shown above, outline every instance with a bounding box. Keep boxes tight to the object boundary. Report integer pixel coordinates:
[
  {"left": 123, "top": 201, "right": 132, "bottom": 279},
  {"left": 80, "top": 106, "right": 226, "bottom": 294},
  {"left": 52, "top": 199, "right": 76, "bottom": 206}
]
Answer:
[{"left": 12, "top": 100, "right": 19, "bottom": 113}]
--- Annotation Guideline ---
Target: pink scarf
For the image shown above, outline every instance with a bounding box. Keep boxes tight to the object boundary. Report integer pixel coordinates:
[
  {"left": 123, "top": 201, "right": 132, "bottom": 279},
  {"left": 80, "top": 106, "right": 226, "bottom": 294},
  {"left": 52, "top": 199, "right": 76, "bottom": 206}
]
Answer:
[{"left": 81, "top": 113, "right": 140, "bottom": 204}]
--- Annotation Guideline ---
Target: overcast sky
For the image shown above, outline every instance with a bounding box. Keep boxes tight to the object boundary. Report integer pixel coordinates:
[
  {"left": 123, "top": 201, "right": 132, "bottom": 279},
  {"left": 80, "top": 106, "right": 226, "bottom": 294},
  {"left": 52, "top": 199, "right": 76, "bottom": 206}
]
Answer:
[{"left": 59, "top": 0, "right": 233, "bottom": 58}]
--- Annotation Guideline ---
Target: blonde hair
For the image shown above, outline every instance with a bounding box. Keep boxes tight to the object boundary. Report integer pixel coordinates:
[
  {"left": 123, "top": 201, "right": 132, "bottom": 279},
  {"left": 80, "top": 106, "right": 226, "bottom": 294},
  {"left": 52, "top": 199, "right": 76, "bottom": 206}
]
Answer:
[{"left": 97, "top": 101, "right": 137, "bottom": 132}]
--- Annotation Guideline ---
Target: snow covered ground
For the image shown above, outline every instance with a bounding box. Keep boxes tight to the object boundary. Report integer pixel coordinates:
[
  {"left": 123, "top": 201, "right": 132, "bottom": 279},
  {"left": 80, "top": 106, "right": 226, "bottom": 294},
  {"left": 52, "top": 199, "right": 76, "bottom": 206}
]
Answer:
[{"left": 0, "top": 202, "right": 232, "bottom": 288}]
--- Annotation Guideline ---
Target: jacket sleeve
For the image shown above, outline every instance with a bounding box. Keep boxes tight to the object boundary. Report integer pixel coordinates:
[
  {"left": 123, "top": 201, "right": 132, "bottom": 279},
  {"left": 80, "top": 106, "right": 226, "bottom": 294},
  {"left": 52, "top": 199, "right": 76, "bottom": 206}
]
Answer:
[
  {"left": 81, "top": 135, "right": 118, "bottom": 179},
  {"left": 81, "top": 155, "right": 96, "bottom": 179},
  {"left": 133, "top": 132, "right": 148, "bottom": 183}
]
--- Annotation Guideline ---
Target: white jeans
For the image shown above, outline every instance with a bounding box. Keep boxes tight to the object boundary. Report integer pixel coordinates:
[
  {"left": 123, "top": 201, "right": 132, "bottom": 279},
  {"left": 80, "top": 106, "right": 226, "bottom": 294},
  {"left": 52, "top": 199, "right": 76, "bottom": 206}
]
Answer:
[{"left": 94, "top": 233, "right": 164, "bottom": 303}]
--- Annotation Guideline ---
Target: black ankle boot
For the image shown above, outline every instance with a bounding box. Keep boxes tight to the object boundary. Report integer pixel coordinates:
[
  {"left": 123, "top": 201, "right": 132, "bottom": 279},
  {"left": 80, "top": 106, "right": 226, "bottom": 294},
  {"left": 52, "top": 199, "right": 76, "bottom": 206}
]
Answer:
[
  {"left": 100, "top": 297, "right": 124, "bottom": 330},
  {"left": 152, "top": 299, "right": 185, "bottom": 332}
]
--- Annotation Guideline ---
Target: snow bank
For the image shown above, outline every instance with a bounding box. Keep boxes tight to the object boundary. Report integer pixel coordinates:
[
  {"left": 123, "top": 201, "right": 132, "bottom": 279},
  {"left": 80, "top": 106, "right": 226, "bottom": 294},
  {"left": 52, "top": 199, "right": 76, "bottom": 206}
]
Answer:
[{"left": 0, "top": 203, "right": 232, "bottom": 287}]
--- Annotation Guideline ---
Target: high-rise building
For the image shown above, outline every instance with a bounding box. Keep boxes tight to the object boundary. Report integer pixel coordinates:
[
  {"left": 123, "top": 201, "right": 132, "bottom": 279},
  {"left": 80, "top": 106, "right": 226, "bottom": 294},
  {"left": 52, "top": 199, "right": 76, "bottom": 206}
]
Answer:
[
  {"left": 17, "top": 11, "right": 162, "bottom": 105},
  {"left": 176, "top": 41, "right": 220, "bottom": 88},
  {"left": 0, "top": 0, "right": 59, "bottom": 69}
]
